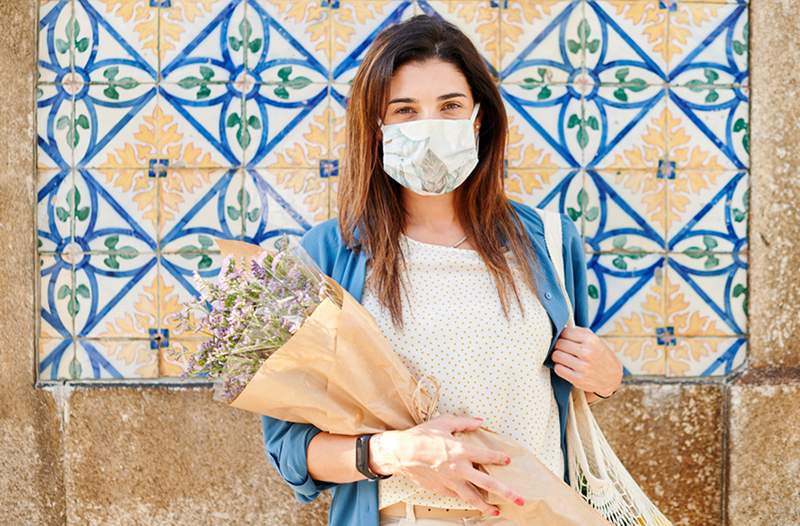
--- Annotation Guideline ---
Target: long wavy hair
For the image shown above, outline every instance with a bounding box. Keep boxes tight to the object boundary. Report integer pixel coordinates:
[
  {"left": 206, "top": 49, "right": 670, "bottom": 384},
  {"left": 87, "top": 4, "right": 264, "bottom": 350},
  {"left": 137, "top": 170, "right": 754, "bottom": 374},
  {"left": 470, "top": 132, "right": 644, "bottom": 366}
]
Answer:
[{"left": 337, "top": 14, "right": 540, "bottom": 329}]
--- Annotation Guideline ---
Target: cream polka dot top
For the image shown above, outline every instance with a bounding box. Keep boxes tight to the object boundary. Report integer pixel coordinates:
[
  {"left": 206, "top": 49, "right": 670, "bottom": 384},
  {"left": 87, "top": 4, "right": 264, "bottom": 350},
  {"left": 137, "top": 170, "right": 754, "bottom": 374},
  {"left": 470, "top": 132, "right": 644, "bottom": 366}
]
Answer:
[{"left": 361, "top": 233, "right": 564, "bottom": 511}]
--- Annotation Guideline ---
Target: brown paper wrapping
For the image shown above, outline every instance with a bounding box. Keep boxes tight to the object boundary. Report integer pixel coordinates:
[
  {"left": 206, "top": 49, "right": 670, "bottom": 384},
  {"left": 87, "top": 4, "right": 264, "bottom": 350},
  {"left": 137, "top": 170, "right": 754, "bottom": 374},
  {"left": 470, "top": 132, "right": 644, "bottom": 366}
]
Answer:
[{"left": 216, "top": 239, "right": 612, "bottom": 526}]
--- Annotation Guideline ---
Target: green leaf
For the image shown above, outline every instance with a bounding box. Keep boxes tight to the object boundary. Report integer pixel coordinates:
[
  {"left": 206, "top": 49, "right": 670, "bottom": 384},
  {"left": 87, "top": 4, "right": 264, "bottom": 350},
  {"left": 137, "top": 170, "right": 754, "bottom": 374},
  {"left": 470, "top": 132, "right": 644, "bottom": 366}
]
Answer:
[
  {"left": 615, "top": 68, "right": 630, "bottom": 83},
  {"left": 613, "top": 88, "right": 628, "bottom": 102},
  {"left": 226, "top": 112, "right": 241, "bottom": 127},
  {"left": 277, "top": 66, "right": 292, "bottom": 81},
  {"left": 567, "top": 40, "right": 580, "bottom": 54},
  {"left": 198, "top": 234, "right": 213, "bottom": 249},
  {"left": 76, "top": 114, "right": 89, "bottom": 129},
  {"left": 56, "top": 116, "right": 70, "bottom": 130},
  {"left": 584, "top": 206, "right": 599, "bottom": 222},
  {"left": 733, "top": 283, "right": 746, "bottom": 297},
  {"left": 103, "top": 67, "right": 119, "bottom": 81},
  {"left": 567, "top": 207, "right": 580, "bottom": 221},
  {"left": 612, "top": 235, "right": 627, "bottom": 249},
  {"left": 227, "top": 205, "right": 240, "bottom": 220},
  {"left": 684, "top": 246, "right": 704, "bottom": 258},
  {"left": 246, "top": 208, "right": 260, "bottom": 222},
  {"left": 586, "top": 116, "right": 599, "bottom": 130},
  {"left": 178, "top": 245, "right": 201, "bottom": 259},
  {"left": 247, "top": 115, "right": 261, "bottom": 129},
  {"left": 733, "top": 41, "right": 745, "bottom": 55},
  {"left": 705, "top": 254, "right": 719, "bottom": 269},
  {"left": 229, "top": 36, "right": 241, "bottom": 52},
  {"left": 577, "top": 19, "right": 591, "bottom": 40},
  {"left": 104, "top": 255, "right": 119, "bottom": 269},
  {"left": 118, "top": 246, "right": 138, "bottom": 259},
  {"left": 629, "top": 78, "right": 647, "bottom": 92},
  {"left": 612, "top": 256, "right": 627, "bottom": 270},
  {"left": 57, "top": 285, "right": 70, "bottom": 300},
  {"left": 248, "top": 38, "right": 262, "bottom": 53},
  {"left": 705, "top": 90, "right": 719, "bottom": 103},
  {"left": 537, "top": 85, "right": 552, "bottom": 100},
  {"left": 55, "top": 39, "right": 69, "bottom": 54},
  {"left": 577, "top": 127, "right": 588, "bottom": 149},
  {"left": 239, "top": 18, "right": 252, "bottom": 40},
  {"left": 703, "top": 235, "right": 718, "bottom": 250},
  {"left": 104, "top": 86, "right": 120, "bottom": 100},
  {"left": 69, "top": 358, "right": 82, "bottom": 379},
  {"left": 577, "top": 188, "right": 589, "bottom": 208},
  {"left": 118, "top": 77, "right": 138, "bottom": 90},
  {"left": 75, "top": 206, "right": 89, "bottom": 221},
  {"left": 75, "top": 37, "right": 89, "bottom": 53},
  {"left": 238, "top": 126, "right": 251, "bottom": 149},
  {"left": 198, "top": 255, "right": 213, "bottom": 270},
  {"left": 286, "top": 76, "right": 312, "bottom": 90},
  {"left": 178, "top": 76, "right": 201, "bottom": 89},
  {"left": 586, "top": 39, "right": 599, "bottom": 54},
  {"left": 704, "top": 69, "right": 719, "bottom": 82},
  {"left": 56, "top": 207, "right": 69, "bottom": 222},
  {"left": 75, "top": 284, "right": 90, "bottom": 298},
  {"left": 67, "top": 296, "right": 78, "bottom": 316},
  {"left": 567, "top": 114, "right": 581, "bottom": 128},
  {"left": 200, "top": 66, "right": 214, "bottom": 81},
  {"left": 274, "top": 85, "right": 289, "bottom": 99},
  {"left": 732, "top": 209, "right": 745, "bottom": 222},
  {"left": 686, "top": 79, "right": 704, "bottom": 92},
  {"left": 197, "top": 85, "right": 211, "bottom": 99},
  {"left": 733, "top": 118, "right": 747, "bottom": 132},
  {"left": 587, "top": 284, "right": 598, "bottom": 299}
]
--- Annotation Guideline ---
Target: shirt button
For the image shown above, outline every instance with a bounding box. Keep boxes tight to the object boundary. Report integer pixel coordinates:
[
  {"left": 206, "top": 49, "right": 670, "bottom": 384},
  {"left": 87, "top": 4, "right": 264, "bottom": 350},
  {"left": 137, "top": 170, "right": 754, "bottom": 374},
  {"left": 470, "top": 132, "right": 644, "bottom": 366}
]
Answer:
[{"left": 544, "top": 291, "right": 552, "bottom": 300}]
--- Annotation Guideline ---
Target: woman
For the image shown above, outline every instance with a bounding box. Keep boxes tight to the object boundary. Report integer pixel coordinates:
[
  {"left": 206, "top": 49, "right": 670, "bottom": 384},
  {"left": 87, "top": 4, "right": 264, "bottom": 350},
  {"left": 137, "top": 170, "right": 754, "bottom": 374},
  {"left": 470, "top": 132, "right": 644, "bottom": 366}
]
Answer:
[{"left": 260, "top": 14, "right": 623, "bottom": 526}]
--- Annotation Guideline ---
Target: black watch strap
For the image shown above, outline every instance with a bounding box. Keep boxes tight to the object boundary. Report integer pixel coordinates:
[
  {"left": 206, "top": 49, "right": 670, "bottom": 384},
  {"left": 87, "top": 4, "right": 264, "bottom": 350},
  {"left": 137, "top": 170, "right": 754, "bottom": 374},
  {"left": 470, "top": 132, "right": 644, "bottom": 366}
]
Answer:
[{"left": 355, "top": 433, "right": 391, "bottom": 480}]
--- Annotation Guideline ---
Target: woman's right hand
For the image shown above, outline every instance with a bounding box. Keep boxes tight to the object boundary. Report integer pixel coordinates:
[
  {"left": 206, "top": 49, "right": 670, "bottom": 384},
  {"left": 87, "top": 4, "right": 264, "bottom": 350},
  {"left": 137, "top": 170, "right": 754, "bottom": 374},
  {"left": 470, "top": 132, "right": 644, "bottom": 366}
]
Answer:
[{"left": 368, "top": 414, "right": 526, "bottom": 517}]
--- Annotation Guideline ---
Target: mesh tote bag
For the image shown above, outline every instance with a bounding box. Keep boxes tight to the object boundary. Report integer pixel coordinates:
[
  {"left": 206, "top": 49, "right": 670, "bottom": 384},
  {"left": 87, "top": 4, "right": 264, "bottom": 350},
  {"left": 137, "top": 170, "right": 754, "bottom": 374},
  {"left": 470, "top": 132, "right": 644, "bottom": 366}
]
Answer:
[{"left": 537, "top": 207, "right": 674, "bottom": 526}]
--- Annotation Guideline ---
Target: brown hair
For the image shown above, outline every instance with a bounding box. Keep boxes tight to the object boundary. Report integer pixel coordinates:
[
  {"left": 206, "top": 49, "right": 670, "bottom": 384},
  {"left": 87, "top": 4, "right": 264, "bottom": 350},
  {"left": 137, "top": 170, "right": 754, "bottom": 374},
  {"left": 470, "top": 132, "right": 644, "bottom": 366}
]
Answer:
[{"left": 337, "top": 14, "right": 539, "bottom": 328}]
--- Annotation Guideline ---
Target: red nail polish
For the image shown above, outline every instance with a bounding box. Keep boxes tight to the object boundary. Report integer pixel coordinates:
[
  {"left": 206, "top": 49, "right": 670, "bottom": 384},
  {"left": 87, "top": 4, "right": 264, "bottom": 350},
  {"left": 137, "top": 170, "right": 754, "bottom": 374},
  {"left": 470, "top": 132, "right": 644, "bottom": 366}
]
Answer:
[
  {"left": 492, "top": 509, "right": 500, "bottom": 516},
  {"left": 504, "top": 457, "right": 511, "bottom": 465},
  {"left": 515, "top": 497, "right": 525, "bottom": 506}
]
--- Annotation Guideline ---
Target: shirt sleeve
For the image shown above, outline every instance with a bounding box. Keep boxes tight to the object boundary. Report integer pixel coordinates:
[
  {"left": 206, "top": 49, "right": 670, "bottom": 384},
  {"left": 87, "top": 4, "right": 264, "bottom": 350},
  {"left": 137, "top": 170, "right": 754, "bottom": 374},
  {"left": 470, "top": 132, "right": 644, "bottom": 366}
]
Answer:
[
  {"left": 560, "top": 212, "right": 591, "bottom": 329},
  {"left": 260, "top": 416, "right": 339, "bottom": 503},
  {"left": 258, "top": 224, "right": 340, "bottom": 503}
]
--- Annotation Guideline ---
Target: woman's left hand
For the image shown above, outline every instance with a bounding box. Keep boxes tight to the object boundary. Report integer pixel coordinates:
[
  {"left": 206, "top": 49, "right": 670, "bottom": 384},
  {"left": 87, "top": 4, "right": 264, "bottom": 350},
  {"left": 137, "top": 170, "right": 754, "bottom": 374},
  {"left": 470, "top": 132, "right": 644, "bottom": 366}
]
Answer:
[{"left": 551, "top": 326, "right": 623, "bottom": 398}]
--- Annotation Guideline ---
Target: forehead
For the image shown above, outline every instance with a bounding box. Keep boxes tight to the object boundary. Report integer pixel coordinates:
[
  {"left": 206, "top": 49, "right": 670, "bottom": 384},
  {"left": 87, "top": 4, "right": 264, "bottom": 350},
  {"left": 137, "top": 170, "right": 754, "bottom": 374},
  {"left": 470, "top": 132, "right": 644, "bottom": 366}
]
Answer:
[{"left": 387, "top": 58, "right": 471, "bottom": 100}]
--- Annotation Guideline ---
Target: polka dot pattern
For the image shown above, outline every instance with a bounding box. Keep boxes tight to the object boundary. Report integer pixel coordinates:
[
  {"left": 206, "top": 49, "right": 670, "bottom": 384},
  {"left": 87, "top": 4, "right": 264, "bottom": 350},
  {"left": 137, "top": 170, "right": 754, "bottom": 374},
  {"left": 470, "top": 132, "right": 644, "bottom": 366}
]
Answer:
[{"left": 363, "top": 233, "right": 564, "bottom": 511}]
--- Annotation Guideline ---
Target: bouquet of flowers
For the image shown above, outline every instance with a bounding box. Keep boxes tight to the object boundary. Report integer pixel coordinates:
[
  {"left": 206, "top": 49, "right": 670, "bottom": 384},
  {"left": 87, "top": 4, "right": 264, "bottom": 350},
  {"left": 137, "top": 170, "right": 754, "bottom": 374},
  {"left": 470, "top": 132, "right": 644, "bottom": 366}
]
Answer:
[{"left": 171, "top": 235, "right": 613, "bottom": 526}]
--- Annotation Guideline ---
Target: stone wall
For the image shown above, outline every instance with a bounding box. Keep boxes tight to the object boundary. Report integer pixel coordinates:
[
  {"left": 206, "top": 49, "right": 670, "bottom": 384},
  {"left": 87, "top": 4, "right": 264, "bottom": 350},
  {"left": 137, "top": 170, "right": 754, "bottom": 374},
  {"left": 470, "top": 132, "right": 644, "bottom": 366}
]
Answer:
[{"left": 2, "top": 1, "right": 798, "bottom": 525}]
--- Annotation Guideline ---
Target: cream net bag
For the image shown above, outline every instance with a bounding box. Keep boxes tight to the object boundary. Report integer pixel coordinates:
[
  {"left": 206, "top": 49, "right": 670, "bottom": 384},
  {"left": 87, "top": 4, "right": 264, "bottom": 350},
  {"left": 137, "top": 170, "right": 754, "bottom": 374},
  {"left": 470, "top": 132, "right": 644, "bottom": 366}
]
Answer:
[{"left": 537, "top": 207, "right": 674, "bottom": 526}]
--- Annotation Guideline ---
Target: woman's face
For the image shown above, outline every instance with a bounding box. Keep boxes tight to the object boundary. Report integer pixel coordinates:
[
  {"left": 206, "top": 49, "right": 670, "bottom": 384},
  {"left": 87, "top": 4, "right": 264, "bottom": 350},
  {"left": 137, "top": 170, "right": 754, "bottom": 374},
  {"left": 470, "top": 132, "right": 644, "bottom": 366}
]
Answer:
[{"left": 380, "top": 57, "right": 481, "bottom": 133}]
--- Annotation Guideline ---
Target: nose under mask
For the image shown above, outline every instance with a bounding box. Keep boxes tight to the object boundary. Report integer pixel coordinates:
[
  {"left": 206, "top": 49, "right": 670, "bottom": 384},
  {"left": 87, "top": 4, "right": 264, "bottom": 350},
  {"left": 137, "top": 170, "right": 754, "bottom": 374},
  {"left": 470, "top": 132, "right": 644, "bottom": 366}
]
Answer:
[{"left": 378, "top": 102, "right": 481, "bottom": 196}]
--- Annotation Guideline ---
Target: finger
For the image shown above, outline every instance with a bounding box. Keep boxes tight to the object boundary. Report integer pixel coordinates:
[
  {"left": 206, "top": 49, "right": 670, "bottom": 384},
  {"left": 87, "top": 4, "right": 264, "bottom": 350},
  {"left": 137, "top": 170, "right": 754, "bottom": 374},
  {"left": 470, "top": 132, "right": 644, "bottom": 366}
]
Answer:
[
  {"left": 554, "top": 336, "right": 585, "bottom": 357},
  {"left": 559, "top": 326, "right": 590, "bottom": 343},
  {"left": 441, "top": 415, "right": 485, "bottom": 433},
  {"left": 459, "top": 444, "right": 509, "bottom": 466},
  {"left": 450, "top": 481, "right": 499, "bottom": 517},
  {"left": 463, "top": 468, "right": 524, "bottom": 506},
  {"left": 552, "top": 348, "right": 588, "bottom": 372},
  {"left": 554, "top": 362, "right": 581, "bottom": 384}
]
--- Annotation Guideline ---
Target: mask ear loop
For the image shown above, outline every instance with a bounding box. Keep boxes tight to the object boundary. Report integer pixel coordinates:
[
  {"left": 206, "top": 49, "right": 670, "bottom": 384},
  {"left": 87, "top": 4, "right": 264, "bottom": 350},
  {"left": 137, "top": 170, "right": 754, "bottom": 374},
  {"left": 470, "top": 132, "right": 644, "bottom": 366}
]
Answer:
[{"left": 470, "top": 102, "right": 481, "bottom": 123}]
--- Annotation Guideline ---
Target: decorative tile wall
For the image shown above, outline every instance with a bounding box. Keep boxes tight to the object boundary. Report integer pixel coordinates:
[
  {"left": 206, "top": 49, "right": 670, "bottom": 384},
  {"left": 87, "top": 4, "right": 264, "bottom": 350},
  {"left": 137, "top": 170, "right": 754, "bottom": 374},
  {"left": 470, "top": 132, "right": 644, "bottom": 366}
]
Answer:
[{"left": 36, "top": 0, "right": 748, "bottom": 381}]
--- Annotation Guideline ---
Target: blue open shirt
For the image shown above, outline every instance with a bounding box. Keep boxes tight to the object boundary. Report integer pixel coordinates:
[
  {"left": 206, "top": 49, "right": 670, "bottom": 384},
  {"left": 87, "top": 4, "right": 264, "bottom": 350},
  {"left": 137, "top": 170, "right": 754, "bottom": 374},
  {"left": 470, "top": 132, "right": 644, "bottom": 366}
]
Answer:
[{"left": 260, "top": 199, "right": 590, "bottom": 526}]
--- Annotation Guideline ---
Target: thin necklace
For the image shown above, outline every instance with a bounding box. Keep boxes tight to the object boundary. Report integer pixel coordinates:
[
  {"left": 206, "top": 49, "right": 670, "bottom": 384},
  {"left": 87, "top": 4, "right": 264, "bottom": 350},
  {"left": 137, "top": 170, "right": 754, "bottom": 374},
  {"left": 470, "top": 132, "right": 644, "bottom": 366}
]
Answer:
[{"left": 451, "top": 234, "right": 468, "bottom": 248}]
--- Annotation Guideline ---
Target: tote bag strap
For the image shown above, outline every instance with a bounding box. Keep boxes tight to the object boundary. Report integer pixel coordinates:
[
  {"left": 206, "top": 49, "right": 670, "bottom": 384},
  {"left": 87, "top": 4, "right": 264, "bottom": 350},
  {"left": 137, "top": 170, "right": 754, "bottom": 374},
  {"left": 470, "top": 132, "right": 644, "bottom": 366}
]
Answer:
[{"left": 536, "top": 207, "right": 574, "bottom": 329}]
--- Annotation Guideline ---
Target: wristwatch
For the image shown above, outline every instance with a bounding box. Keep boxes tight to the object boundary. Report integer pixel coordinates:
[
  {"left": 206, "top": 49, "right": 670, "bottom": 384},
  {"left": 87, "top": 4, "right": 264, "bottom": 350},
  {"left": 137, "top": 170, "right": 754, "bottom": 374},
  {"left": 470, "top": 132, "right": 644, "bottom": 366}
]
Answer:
[{"left": 355, "top": 433, "right": 391, "bottom": 480}]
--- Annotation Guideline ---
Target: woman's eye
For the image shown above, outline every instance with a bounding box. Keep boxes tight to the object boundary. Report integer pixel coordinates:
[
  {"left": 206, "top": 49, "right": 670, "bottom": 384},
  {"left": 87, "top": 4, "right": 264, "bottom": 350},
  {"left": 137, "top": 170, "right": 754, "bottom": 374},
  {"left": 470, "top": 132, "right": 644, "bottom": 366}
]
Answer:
[
  {"left": 395, "top": 107, "right": 414, "bottom": 114},
  {"left": 443, "top": 102, "right": 461, "bottom": 111}
]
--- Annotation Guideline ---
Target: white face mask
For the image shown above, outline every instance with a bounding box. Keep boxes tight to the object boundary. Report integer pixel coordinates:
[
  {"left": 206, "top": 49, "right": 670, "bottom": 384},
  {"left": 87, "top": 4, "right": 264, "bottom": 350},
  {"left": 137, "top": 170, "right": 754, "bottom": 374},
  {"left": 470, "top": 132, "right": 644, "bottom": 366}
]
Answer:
[{"left": 378, "top": 102, "right": 481, "bottom": 195}]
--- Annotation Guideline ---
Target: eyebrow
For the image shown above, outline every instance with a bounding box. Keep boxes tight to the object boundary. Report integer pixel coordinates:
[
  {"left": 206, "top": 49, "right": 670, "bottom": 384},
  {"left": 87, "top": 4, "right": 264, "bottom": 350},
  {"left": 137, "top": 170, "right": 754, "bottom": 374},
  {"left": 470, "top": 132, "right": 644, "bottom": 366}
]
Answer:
[{"left": 387, "top": 92, "right": 467, "bottom": 105}]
